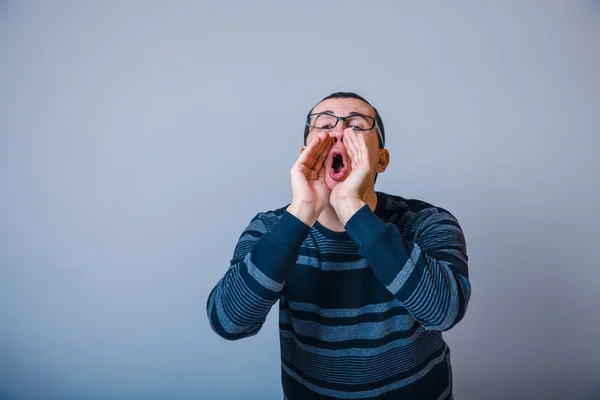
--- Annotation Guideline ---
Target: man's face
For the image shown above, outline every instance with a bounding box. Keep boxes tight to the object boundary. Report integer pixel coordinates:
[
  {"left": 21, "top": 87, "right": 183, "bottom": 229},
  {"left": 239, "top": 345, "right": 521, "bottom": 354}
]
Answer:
[{"left": 304, "top": 97, "right": 384, "bottom": 191}]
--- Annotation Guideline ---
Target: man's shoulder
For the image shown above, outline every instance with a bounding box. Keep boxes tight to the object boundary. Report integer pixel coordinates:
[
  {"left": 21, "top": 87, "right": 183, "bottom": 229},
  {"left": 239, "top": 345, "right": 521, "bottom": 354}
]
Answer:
[
  {"left": 376, "top": 191, "right": 457, "bottom": 221},
  {"left": 247, "top": 204, "right": 289, "bottom": 230},
  {"left": 377, "top": 191, "right": 437, "bottom": 212}
]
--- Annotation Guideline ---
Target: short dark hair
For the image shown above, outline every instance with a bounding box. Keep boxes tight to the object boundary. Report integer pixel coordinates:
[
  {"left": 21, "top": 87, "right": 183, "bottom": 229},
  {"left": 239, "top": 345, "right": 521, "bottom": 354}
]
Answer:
[
  {"left": 303, "top": 92, "right": 386, "bottom": 184},
  {"left": 303, "top": 92, "right": 386, "bottom": 149}
]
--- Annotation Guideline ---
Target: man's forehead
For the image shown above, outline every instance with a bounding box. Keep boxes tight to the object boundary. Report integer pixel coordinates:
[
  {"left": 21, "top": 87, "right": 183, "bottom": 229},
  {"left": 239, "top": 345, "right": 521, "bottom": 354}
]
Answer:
[{"left": 312, "top": 98, "right": 375, "bottom": 117}]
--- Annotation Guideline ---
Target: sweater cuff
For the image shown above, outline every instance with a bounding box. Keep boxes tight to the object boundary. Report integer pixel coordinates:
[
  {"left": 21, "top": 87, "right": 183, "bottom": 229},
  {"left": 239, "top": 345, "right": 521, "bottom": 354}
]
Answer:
[{"left": 345, "top": 204, "right": 388, "bottom": 249}]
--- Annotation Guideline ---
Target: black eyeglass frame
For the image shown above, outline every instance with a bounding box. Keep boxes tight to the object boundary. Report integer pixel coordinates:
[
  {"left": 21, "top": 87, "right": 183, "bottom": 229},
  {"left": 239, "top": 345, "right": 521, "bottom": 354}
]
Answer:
[{"left": 305, "top": 113, "right": 385, "bottom": 148}]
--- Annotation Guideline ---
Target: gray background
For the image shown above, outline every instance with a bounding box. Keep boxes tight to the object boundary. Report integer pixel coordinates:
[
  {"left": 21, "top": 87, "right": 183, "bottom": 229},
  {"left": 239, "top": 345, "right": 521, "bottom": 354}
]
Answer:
[{"left": 1, "top": 1, "right": 599, "bottom": 399}]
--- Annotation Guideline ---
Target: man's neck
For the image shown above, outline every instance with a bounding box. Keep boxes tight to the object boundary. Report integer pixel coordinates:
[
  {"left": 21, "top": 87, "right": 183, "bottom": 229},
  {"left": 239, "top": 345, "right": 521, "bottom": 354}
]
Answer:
[{"left": 317, "top": 189, "right": 378, "bottom": 232}]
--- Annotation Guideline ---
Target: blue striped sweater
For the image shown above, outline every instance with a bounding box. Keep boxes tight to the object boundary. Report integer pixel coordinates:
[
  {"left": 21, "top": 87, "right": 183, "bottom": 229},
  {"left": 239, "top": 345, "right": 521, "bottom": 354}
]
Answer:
[{"left": 207, "top": 191, "right": 471, "bottom": 399}]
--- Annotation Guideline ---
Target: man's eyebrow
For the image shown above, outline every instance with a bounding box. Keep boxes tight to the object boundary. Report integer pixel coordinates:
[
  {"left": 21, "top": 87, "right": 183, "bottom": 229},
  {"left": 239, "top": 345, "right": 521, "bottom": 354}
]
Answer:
[
  {"left": 347, "top": 111, "right": 372, "bottom": 117},
  {"left": 313, "top": 110, "right": 335, "bottom": 115},
  {"left": 313, "top": 110, "right": 373, "bottom": 117}
]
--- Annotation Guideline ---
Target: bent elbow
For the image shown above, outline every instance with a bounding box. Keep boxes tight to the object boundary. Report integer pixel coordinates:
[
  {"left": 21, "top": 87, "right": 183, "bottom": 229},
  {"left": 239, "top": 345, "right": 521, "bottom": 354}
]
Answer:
[
  {"left": 420, "top": 293, "right": 469, "bottom": 332},
  {"left": 206, "top": 299, "right": 264, "bottom": 340},
  {"left": 208, "top": 318, "right": 263, "bottom": 341}
]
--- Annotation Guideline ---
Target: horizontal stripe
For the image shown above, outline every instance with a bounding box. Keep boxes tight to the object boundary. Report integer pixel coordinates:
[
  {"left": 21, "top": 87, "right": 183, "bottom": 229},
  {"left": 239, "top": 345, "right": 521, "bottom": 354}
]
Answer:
[
  {"left": 283, "top": 343, "right": 448, "bottom": 391},
  {"left": 278, "top": 326, "right": 436, "bottom": 358},
  {"left": 285, "top": 306, "right": 409, "bottom": 326},
  {"left": 245, "top": 252, "right": 285, "bottom": 292},
  {"left": 296, "top": 255, "right": 368, "bottom": 271},
  {"left": 238, "top": 260, "right": 281, "bottom": 302},
  {"left": 280, "top": 331, "right": 445, "bottom": 384},
  {"left": 222, "top": 268, "right": 273, "bottom": 323},
  {"left": 280, "top": 322, "right": 424, "bottom": 350},
  {"left": 281, "top": 345, "right": 448, "bottom": 398},
  {"left": 287, "top": 298, "right": 406, "bottom": 318},
  {"left": 303, "top": 238, "right": 359, "bottom": 254},
  {"left": 281, "top": 351, "right": 450, "bottom": 400},
  {"left": 298, "top": 247, "right": 363, "bottom": 262},
  {"left": 387, "top": 243, "right": 421, "bottom": 295},
  {"left": 281, "top": 342, "right": 443, "bottom": 385},
  {"left": 281, "top": 313, "right": 415, "bottom": 341}
]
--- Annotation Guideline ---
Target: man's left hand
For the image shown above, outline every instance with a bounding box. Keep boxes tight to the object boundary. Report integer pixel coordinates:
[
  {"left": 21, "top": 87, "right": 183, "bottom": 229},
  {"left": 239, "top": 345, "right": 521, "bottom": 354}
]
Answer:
[{"left": 330, "top": 128, "right": 375, "bottom": 224}]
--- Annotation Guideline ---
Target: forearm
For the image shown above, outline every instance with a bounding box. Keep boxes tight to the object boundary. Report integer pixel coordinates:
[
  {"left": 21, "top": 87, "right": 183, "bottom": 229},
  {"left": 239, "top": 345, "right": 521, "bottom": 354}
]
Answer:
[
  {"left": 207, "top": 211, "right": 310, "bottom": 339},
  {"left": 345, "top": 205, "right": 471, "bottom": 331}
]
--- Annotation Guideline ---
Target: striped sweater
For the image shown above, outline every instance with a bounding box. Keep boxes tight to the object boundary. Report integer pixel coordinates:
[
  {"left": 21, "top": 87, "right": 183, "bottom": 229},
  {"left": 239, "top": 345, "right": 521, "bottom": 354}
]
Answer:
[{"left": 207, "top": 191, "right": 471, "bottom": 399}]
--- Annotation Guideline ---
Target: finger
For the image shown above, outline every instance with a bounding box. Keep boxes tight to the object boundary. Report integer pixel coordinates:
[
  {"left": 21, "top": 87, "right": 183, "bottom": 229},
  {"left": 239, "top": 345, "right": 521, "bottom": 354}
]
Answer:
[
  {"left": 314, "top": 136, "right": 332, "bottom": 173},
  {"left": 352, "top": 131, "right": 364, "bottom": 165},
  {"left": 319, "top": 133, "right": 333, "bottom": 154},
  {"left": 295, "top": 163, "right": 318, "bottom": 180},
  {"left": 344, "top": 129, "right": 359, "bottom": 164},
  {"left": 357, "top": 133, "right": 369, "bottom": 164},
  {"left": 308, "top": 133, "right": 331, "bottom": 168},
  {"left": 296, "top": 135, "right": 322, "bottom": 166},
  {"left": 311, "top": 133, "right": 328, "bottom": 161},
  {"left": 317, "top": 165, "right": 325, "bottom": 179},
  {"left": 350, "top": 131, "right": 365, "bottom": 168}
]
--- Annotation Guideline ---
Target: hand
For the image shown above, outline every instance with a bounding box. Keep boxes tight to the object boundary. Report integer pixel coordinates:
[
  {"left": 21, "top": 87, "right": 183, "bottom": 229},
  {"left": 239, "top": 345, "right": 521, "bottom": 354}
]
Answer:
[
  {"left": 287, "top": 132, "right": 333, "bottom": 226},
  {"left": 330, "top": 128, "right": 375, "bottom": 210}
]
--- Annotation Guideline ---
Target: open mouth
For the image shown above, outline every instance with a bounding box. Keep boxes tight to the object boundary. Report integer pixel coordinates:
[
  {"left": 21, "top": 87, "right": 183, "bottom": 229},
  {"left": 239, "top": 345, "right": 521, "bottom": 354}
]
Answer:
[
  {"left": 332, "top": 154, "right": 344, "bottom": 173},
  {"left": 329, "top": 151, "right": 348, "bottom": 181}
]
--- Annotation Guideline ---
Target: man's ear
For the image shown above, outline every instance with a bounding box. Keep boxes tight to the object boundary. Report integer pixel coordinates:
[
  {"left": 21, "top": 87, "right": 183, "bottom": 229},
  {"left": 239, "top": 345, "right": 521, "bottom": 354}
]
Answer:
[
  {"left": 300, "top": 146, "right": 306, "bottom": 155},
  {"left": 375, "top": 149, "right": 390, "bottom": 173}
]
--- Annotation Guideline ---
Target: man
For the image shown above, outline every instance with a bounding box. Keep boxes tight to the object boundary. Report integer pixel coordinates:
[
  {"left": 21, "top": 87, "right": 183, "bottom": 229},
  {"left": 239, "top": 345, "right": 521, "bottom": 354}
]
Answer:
[{"left": 207, "top": 92, "right": 471, "bottom": 399}]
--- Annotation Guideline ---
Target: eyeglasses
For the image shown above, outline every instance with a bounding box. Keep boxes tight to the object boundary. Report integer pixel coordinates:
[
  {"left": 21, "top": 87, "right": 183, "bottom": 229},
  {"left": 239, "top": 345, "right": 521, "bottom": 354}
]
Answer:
[{"left": 306, "top": 113, "right": 384, "bottom": 147}]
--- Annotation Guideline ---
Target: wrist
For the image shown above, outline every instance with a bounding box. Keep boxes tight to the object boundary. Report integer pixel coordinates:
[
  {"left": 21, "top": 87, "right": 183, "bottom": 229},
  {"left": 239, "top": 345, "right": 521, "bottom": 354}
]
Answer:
[
  {"left": 287, "top": 201, "right": 319, "bottom": 227},
  {"left": 331, "top": 191, "right": 360, "bottom": 210},
  {"left": 333, "top": 197, "right": 365, "bottom": 225}
]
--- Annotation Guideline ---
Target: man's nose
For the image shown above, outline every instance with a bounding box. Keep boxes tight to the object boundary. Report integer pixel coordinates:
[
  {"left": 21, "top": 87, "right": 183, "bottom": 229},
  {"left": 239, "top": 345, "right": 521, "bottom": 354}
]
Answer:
[{"left": 330, "top": 121, "right": 347, "bottom": 143}]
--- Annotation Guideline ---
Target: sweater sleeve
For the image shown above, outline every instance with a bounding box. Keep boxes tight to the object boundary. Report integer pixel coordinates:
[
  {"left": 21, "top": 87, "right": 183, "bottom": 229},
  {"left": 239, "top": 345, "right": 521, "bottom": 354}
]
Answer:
[
  {"left": 206, "top": 210, "right": 311, "bottom": 340},
  {"left": 345, "top": 204, "right": 471, "bottom": 331}
]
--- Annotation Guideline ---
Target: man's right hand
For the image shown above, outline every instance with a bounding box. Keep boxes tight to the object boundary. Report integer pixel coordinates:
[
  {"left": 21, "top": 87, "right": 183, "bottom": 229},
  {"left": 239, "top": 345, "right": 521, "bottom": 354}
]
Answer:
[{"left": 287, "top": 132, "right": 333, "bottom": 227}]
